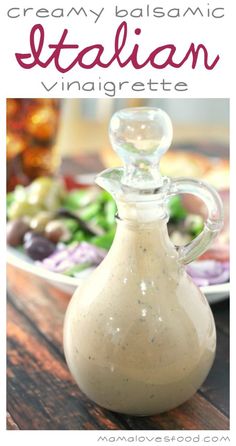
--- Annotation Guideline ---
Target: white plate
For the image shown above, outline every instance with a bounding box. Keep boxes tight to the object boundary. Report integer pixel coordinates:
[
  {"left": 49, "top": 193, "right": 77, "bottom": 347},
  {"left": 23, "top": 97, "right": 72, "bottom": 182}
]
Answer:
[{"left": 7, "top": 247, "right": 229, "bottom": 304}]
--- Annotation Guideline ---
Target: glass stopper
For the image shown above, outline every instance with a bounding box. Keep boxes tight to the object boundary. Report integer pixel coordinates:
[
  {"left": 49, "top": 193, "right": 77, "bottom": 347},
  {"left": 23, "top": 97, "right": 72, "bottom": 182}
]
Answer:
[{"left": 109, "top": 107, "right": 173, "bottom": 190}]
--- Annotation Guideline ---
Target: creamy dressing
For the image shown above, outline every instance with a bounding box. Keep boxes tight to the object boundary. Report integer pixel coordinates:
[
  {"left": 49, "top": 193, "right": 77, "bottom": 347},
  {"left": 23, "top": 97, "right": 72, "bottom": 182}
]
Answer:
[{"left": 63, "top": 218, "right": 216, "bottom": 415}]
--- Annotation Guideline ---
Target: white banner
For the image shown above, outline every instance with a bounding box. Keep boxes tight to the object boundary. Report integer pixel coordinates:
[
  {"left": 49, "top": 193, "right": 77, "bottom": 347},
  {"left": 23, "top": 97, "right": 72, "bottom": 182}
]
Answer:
[{"left": 0, "top": 0, "right": 234, "bottom": 97}]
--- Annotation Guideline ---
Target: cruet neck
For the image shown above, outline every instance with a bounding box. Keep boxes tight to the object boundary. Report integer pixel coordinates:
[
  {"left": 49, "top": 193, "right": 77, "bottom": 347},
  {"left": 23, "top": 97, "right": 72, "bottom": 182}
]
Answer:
[{"left": 116, "top": 197, "right": 169, "bottom": 223}]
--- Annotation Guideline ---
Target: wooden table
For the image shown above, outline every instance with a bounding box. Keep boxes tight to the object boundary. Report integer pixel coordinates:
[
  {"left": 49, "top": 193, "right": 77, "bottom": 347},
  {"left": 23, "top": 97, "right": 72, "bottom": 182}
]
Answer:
[{"left": 7, "top": 265, "right": 229, "bottom": 430}]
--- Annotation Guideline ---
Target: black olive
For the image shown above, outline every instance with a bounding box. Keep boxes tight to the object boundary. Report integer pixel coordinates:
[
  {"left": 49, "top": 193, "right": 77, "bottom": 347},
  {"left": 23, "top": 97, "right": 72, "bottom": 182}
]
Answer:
[{"left": 24, "top": 235, "right": 55, "bottom": 260}]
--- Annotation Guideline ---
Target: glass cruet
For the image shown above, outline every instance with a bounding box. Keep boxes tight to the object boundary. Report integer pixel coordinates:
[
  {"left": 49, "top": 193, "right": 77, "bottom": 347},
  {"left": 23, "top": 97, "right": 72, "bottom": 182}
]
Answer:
[{"left": 63, "top": 107, "right": 224, "bottom": 416}]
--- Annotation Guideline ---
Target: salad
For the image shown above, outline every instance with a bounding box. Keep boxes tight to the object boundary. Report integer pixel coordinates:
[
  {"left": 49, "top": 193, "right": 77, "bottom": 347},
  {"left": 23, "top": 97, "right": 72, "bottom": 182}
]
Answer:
[{"left": 7, "top": 176, "right": 229, "bottom": 286}]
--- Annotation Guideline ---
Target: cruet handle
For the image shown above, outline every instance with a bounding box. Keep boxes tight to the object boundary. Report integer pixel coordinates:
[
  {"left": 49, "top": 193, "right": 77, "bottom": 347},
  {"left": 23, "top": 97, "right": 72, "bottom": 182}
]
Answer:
[{"left": 168, "top": 178, "right": 224, "bottom": 265}]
